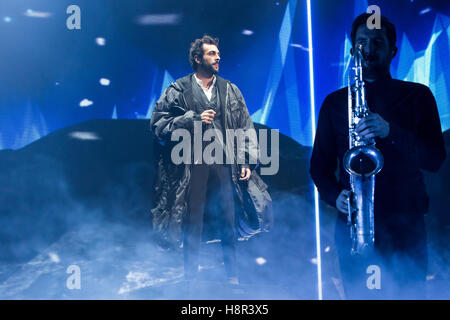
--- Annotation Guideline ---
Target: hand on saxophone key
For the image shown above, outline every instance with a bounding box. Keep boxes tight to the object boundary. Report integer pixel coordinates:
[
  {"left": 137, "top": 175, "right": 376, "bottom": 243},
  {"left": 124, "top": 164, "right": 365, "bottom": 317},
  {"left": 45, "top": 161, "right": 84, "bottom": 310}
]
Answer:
[
  {"left": 336, "top": 189, "right": 352, "bottom": 214},
  {"left": 355, "top": 112, "right": 390, "bottom": 140}
]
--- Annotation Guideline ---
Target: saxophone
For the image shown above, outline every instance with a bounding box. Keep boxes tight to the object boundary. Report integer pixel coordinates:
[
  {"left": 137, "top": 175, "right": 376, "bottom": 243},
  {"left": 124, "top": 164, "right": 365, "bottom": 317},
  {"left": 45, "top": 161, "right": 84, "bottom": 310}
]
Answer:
[{"left": 343, "top": 44, "right": 384, "bottom": 256}]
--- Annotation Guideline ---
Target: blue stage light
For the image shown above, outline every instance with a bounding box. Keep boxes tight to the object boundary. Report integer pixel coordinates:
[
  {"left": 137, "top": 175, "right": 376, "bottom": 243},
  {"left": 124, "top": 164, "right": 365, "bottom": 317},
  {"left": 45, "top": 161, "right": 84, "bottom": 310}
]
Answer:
[
  {"left": 136, "top": 14, "right": 181, "bottom": 25},
  {"left": 100, "top": 78, "right": 111, "bottom": 86},
  {"left": 419, "top": 7, "right": 432, "bottom": 15},
  {"left": 96, "top": 37, "right": 106, "bottom": 46},
  {"left": 24, "top": 9, "right": 52, "bottom": 19},
  {"left": 69, "top": 131, "right": 101, "bottom": 141},
  {"left": 307, "top": 0, "right": 323, "bottom": 301},
  {"left": 79, "top": 99, "right": 93, "bottom": 107}
]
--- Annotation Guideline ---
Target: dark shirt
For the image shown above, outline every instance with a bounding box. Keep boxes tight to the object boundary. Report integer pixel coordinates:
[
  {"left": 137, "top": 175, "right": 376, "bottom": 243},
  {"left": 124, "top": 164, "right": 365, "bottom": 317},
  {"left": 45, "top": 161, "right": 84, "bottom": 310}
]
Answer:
[
  {"left": 191, "top": 75, "right": 225, "bottom": 128},
  {"left": 190, "top": 75, "right": 226, "bottom": 163},
  {"left": 310, "top": 74, "right": 446, "bottom": 217}
]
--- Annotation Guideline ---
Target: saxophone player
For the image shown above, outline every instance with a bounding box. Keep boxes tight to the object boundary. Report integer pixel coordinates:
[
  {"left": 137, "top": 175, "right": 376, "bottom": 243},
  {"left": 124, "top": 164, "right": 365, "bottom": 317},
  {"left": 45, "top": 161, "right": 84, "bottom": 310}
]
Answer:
[{"left": 310, "top": 13, "right": 446, "bottom": 299}]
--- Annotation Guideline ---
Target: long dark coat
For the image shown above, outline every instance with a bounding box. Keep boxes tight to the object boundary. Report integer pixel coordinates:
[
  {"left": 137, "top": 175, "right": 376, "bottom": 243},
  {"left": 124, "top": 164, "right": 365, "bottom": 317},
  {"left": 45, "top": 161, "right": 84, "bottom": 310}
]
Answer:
[{"left": 149, "top": 74, "right": 273, "bottom": 246}]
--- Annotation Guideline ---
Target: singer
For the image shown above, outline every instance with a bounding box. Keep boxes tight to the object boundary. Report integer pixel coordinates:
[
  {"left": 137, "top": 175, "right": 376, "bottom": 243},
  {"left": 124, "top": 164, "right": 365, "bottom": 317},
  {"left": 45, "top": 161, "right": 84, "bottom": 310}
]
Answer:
[{"left": 150, "top": 35, "right": 272, "bottom": 285}]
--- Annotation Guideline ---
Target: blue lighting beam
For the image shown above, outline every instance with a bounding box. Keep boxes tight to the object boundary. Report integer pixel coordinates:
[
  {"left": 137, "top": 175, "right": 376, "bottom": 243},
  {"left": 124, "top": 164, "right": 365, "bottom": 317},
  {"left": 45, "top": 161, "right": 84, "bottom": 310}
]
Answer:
[{"left": 307, "top": 0, "right": 323, "bottom": 301}]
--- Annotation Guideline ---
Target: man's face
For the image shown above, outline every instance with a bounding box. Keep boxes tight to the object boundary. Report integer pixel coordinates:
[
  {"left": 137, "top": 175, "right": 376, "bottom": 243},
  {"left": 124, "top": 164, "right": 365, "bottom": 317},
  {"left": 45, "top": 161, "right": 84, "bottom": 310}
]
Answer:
[
  {"left": 196, "top": 43, "right": 220, "bottom": 74},
  {"left": 353, "top": 25, "right": 395, "bottom": 80}
]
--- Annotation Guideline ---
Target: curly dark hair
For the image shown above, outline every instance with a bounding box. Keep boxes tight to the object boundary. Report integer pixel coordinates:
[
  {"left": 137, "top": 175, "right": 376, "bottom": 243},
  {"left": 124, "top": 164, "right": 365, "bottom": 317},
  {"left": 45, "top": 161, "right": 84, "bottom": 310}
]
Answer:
[
  {"left": 351, "top": 13, "right": 397, "bottom": 49},
  {"left": 189, "top": 35, "right": 219, "bottom": 71}
]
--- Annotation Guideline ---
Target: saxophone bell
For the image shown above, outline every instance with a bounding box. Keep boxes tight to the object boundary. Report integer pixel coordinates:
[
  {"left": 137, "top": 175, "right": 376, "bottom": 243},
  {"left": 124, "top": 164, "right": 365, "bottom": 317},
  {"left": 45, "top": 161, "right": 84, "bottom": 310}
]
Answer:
[{"left": 343, "top": 145, "right": 384, "bottom": 178}]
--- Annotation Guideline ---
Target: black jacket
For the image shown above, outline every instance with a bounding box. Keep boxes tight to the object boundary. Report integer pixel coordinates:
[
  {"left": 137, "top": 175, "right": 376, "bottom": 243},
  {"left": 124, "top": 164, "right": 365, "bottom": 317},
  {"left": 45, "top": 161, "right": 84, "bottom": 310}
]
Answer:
[
  {"left": 310, "top": 75, "right": 446, "bottom": 217},
  {"left": 150, "top": 74, "right": 273, "bottom": 245}
]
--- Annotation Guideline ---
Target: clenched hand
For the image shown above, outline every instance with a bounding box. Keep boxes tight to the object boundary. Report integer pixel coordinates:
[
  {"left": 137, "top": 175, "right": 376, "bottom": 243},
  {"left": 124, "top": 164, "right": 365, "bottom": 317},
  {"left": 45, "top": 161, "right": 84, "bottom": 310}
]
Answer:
[
  {"left": 336, "top": 189, "right": 351, "bottom": 214},
  {"left": 200, "top": 109, "right": 216, "bottom": 124},
  {"left": 239, "top": 167, "right": 251, "bottom": 181}
]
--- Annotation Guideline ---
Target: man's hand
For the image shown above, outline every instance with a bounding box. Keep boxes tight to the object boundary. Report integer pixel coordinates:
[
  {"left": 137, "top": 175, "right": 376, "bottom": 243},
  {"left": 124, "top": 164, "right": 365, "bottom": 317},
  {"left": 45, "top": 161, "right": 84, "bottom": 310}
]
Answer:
[
  {"left": 239, "top": 167, "right": 251, "bottom": 181},
  {"left": 355, "top": 112, "right": 390, "bottom": 139},
  {"left": 336, "top": 189, "right": 351, "bottom": 214},
  {"left": 200, "top": 109, "right": 216, "bottom": 124}
]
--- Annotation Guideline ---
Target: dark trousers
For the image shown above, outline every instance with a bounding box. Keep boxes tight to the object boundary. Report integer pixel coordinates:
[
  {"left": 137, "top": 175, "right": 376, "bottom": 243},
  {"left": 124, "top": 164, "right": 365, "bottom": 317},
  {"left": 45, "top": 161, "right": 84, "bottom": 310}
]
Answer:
[
  {"left": 335, "top": 212, "right": 428, "bottom": 299},
  {"left": 184, "top": 163, "right": 237, "bottom": 279}
]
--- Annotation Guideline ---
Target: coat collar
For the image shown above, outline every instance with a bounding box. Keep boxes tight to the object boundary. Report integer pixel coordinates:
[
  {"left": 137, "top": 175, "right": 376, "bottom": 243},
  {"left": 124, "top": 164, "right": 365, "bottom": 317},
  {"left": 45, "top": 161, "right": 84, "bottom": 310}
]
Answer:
[{"left": 176, "top": 73, "right": 228, "bottom": 115}]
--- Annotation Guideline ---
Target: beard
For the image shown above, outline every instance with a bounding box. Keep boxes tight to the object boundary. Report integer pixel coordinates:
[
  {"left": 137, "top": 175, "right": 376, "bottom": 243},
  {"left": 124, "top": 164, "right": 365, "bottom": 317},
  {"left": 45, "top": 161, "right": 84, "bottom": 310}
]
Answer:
[
  {"left": 200, "top": 59, "right": 219, "bottom": 75},
  {"left": 362, "top": 55, "right": 391, "bottom": 80}
]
